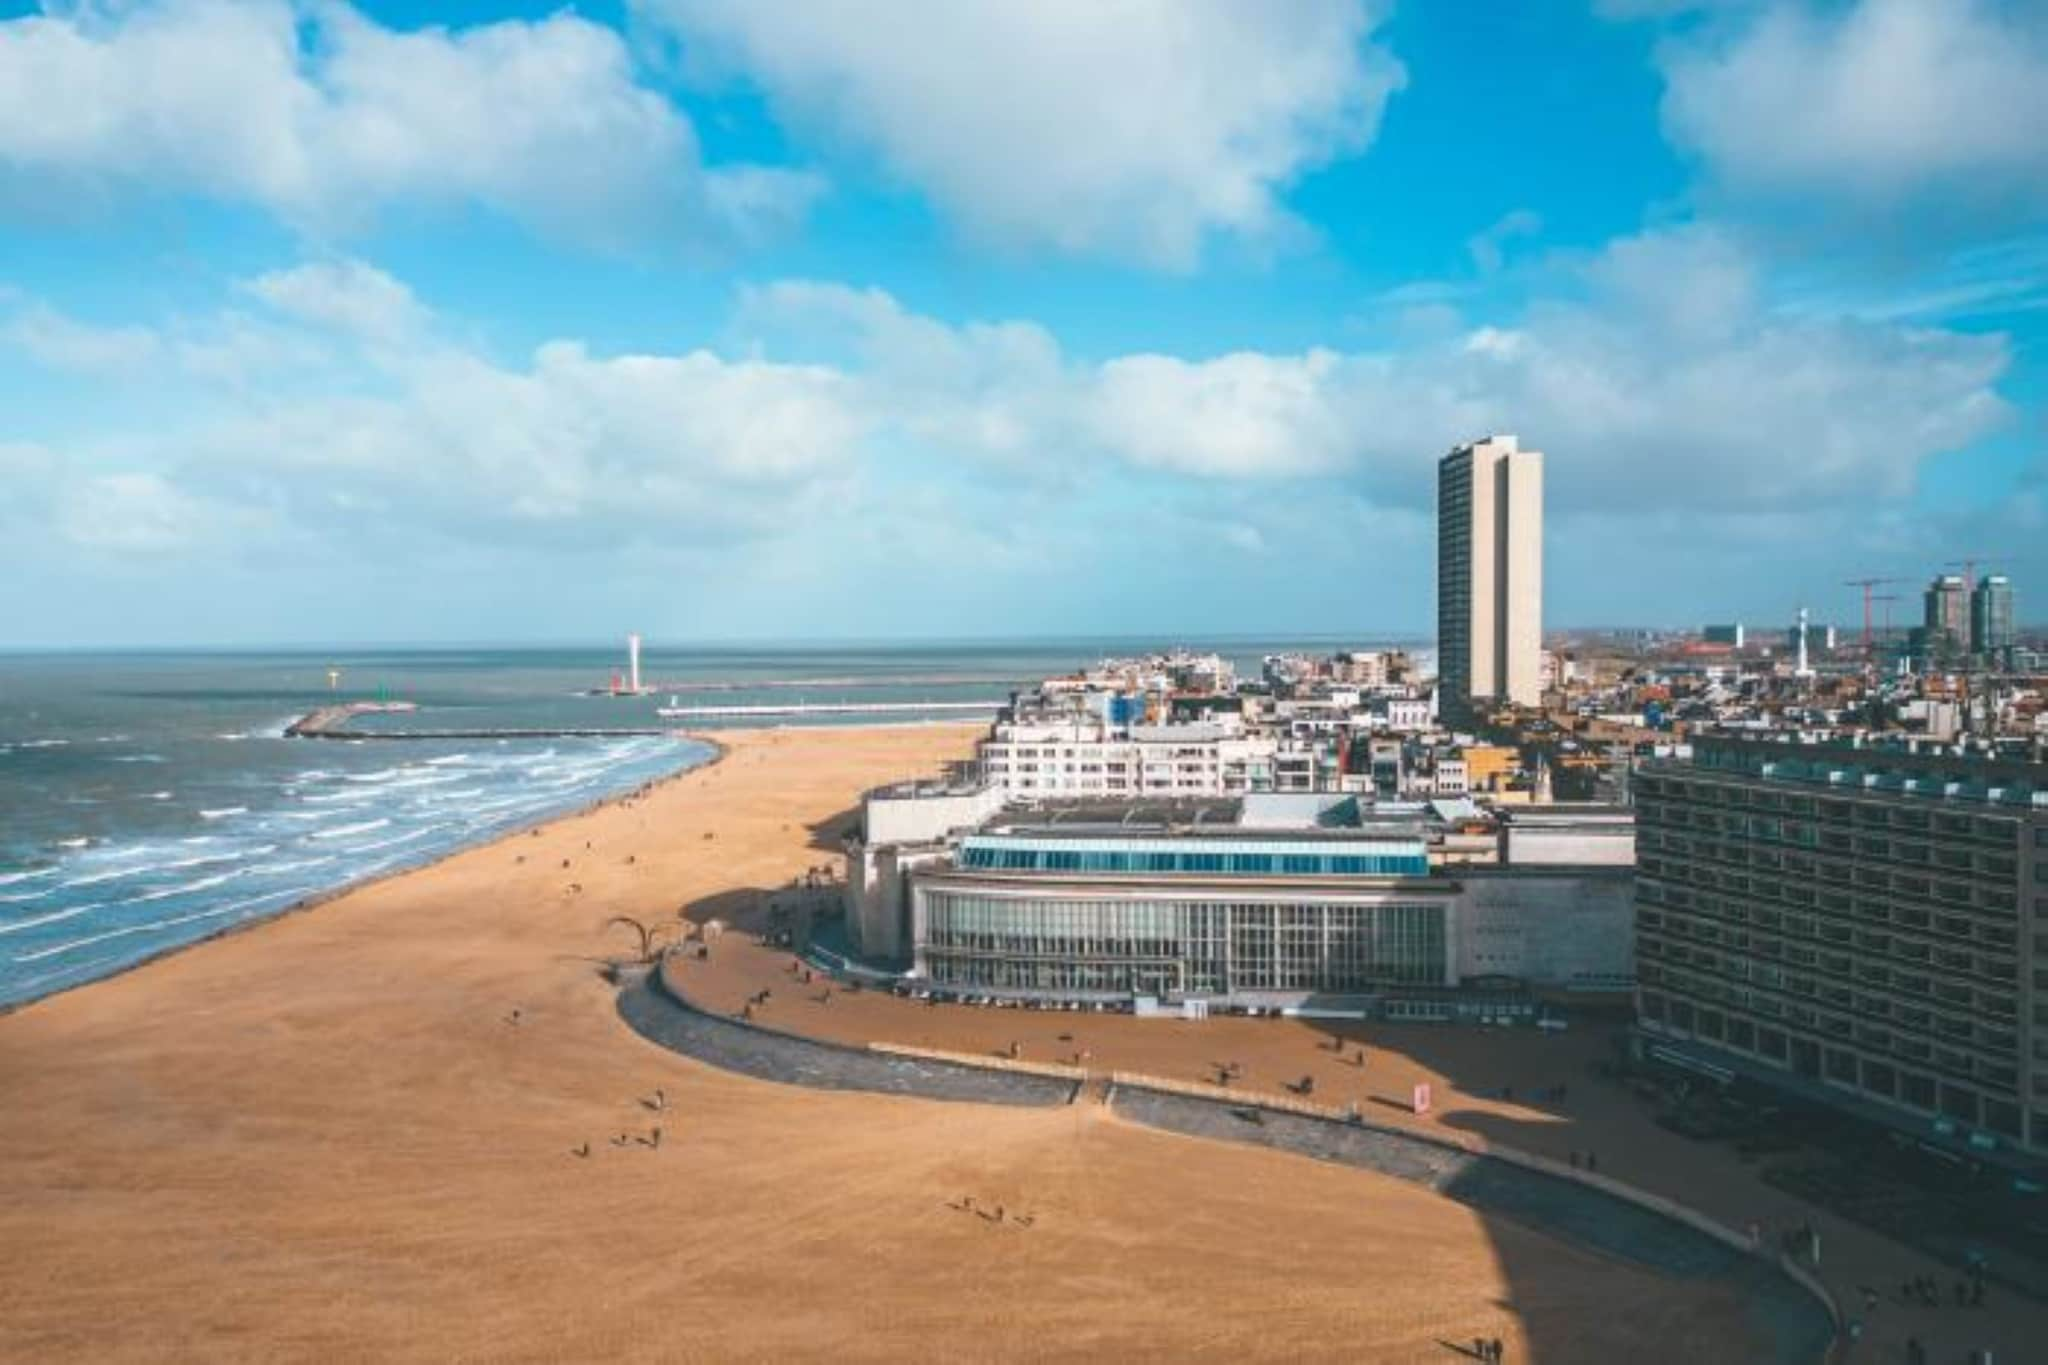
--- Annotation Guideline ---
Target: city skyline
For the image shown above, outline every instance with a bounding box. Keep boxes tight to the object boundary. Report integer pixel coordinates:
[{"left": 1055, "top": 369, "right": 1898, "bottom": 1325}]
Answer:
[{"left": 2, "top": 1, "right": 2045, "bottom": 648}]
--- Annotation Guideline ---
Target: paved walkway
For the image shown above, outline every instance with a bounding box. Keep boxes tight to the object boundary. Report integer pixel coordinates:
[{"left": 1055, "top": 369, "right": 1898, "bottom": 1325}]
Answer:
[
  {"left": 1114, "top": 1087, "right": 1836, "bottom": 1364},
  {"left": 617, "top": 973, "right": 1078, "bottom": 1107},
  {"left": 621, "top": 969, "right": 1836, "bottom": 1363}
]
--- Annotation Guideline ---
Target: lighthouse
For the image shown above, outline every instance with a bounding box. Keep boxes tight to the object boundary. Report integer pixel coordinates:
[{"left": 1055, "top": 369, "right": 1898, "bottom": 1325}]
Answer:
[{"left": 627, "top": 633, "right": 643, "bottom": 695}]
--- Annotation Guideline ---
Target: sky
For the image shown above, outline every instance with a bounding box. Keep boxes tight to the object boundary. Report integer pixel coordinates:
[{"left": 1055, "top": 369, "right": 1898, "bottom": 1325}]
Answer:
[{"left": 1, "top": 0, "right": 2044, "bottom": 648}]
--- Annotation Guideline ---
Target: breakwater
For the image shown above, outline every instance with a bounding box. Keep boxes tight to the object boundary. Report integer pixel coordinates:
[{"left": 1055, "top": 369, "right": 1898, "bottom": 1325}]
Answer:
[{"left": 286, "top": 702, "right": 667, "bottom": 742}]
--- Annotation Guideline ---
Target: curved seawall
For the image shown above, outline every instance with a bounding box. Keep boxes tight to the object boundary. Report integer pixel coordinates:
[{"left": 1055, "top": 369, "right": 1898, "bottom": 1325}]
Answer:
[{"left": 621, "top": 966, "right": 1838, "bottom": 1363}]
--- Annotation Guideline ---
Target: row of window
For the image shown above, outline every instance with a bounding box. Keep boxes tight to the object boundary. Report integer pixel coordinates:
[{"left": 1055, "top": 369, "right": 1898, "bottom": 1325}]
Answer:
[
  {"left": 1640, "top": 910, "right": 2018, "bottom": 997},
  {"left": 1639, "top": 969, "right": 2019, "bottom": 1094},
  {"left": 1638, "top": 879, "right": 2021, "bottom": 960},
  {"left": 919, "top": 893, "right": 1447, "bottom": 993},
  {"left": 1637, "top": 820, "right": 2018, "bottom": 883},
  {"left": 1639, "top": 937, "right": 2017, "bottom": 1046},
  {"left": 957, "top": 845, "right": 1429, "bottom": 877},
  {"left": 1637, "top": 995, "right": 2030, "bottom": 1142},
  {"left": 1639, "top": 852, "right": 2015, "bottom": 918},
  {"left": 1635, "top": 775, "right": 2021, "bottom": 846}
]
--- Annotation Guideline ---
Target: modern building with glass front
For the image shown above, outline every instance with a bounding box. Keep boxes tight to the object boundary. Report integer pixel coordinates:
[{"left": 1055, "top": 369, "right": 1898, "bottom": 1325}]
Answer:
[
  {"left": 914, "top": 831, "right": 1448, "bottom": 1000},
  {"left": 1634, "top": 737, "right": 2048, "bottom": 1161},
  {"left": 844, "top": 788, "right": 1637, "bottom": 1014}
]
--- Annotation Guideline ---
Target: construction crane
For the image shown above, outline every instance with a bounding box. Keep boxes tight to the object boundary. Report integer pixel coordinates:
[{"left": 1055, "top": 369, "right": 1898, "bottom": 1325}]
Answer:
[{"left": 1843, "top": 577, "right": 1906, "bottom": 653}]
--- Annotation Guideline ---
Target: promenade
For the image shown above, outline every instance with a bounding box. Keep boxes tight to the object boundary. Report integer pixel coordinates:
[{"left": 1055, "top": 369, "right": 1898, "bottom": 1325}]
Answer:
[{"left": 625, "top": 964, "right": 1836, "bottom": 1364}]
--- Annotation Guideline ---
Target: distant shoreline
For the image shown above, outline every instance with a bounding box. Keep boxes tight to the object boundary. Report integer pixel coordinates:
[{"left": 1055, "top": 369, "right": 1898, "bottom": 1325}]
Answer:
[
  {"left": 0, "top": 717, "right": 982, "bottom": 1021},
  {"left": 0, "top": 733, "right": 725, "bottom": 1021}
]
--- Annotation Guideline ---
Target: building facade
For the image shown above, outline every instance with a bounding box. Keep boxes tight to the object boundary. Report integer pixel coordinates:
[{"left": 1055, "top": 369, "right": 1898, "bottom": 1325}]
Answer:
[
  {"left": 976, "top": 718, "right": 1275, "bottom": 797},
  {"left": 846, "top": 787, "right": 1635, "bottom": 1011},
  {"left": 1925, "top": 574, "right": 1969, "bottom": 655},
  {"left": 1438, "top": 435, "right": 1544, "bottom": 721},
  {"left": 913, "top": 832, "right": 1447, "bottom": 999},
  {"left": 1972, "top": 575, "right": 2016, "bottom": 660},
  {"left": 1633, "top": 738, "right": 2046, "bottom": 1158}
]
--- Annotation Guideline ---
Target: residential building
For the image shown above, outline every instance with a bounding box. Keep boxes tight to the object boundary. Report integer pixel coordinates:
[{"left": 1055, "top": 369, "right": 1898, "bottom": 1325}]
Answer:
[
  {"left": 976, "top": 716, "right": 1275, "bottom": 798},
  {"left": 1633, "top": 737, "right": 2046, "bottom": 1160},
  {"left": 1438, "top": 434, "right": 1544, "bottom": 721}
]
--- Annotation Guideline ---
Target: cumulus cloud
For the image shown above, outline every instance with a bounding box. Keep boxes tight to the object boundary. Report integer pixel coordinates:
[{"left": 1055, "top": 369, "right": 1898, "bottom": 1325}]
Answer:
[
  {"left": 1654, "top": 0, "right": 2048, "bottom": 202},
  {"left": 0, "top": 0, "right": 819, "bottom": 247},
  {"left": 56, "top": 472, "right": 268, "bottom": 554},
  {"left": 741, "top": 231, "right": 2010, "bottom": 508},
  {"left": 4, "top": 229, "right": 2013, "bottom": 564},
  {"left": 637, "top": 0, "right": 1405, "bottom": 266},
  {"left": 243, "top": 260, "right": 427, "bottom": 342},
  {"left": 4, "top": 305, "right": 163, "bottom": 374},
  {"left": 1091, "top": 351, "right": 1352, "bottom": 478}
]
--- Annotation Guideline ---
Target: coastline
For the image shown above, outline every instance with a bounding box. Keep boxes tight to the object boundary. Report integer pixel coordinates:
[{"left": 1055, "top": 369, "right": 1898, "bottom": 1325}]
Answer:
[{"left": 0, "top": 726, "right": 737, "bottom": 1019}]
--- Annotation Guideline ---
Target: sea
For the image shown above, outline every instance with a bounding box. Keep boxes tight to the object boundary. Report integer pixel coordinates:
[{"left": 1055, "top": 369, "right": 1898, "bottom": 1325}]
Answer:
[{"left": 0, "top": 637, "right": 1417, "bottom": 1009}]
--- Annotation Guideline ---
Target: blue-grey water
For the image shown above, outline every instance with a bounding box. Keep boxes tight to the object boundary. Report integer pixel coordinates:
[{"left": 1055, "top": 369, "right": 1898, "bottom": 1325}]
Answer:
[{"left": 0, "top": 638, "right": 1412, "bottom": 1008}]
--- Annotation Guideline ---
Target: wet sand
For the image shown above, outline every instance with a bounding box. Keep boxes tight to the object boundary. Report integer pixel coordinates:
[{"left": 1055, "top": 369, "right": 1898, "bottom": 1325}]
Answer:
[{"left": 0, "top": 725, "right": 1827, "bottom": 1361}]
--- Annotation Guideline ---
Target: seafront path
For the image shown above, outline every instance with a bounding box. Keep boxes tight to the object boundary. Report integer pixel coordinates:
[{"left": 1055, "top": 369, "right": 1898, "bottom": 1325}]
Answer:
[{"left": 621, "top": 966, "right": 1838, "bottom": 1364}]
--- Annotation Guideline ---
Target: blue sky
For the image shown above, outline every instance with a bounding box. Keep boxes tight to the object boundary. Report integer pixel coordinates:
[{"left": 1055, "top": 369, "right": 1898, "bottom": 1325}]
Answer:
[{"left": 1, "top": 0, "right": 2044, "bottom": 647}]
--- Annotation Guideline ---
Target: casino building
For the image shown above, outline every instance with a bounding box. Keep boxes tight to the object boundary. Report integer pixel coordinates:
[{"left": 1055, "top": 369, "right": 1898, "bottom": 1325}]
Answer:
[{"left": 844, "top": 785, "right": 1634, "bottom": 1016}]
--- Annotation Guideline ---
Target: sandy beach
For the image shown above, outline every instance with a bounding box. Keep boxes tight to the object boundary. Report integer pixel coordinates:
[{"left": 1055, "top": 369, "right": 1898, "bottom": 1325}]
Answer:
[{"left": 0, "top": 725, "right": 1848, "bottom": 1360}]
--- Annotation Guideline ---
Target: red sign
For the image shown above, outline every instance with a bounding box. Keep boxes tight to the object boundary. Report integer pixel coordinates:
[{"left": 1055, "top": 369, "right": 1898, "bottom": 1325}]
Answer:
[{"left": 1412, "top": 1082, "right": 1432, "bottom": 1115}]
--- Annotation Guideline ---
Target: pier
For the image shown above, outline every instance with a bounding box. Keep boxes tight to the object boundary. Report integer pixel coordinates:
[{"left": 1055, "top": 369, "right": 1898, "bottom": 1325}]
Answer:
[
  {"left": 285, "top": 702, "right": 666, "bottom": 742},
  {"left": 283, "top": 697, "right": 999, "bottom": 740}
]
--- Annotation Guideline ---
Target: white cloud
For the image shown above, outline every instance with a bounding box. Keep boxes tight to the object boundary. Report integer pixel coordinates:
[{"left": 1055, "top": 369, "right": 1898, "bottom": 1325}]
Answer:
[
  {"left": 638, "top": 0, "right": 1404, "bottom": 266},
  {"left": 5, "top": 305, "right": 163, "bottom": 374},
  {"left": 244, "top": 260, "right": 426, "bottom": 342},
  {"left": 186, "top": 321, "right": 868, "bottom": 548},
  {"left": 1091, "top": 351, "right": 1352, "bottom": 478},
  {"left": 1467, "top": 209, "right": 1543, "bottom": 274},
  {"left": 5, "top": 230, "right": 2014, "bottom": 568},
  {"left": 0, "top": 0, "right": 819, "bottom": 247},
  {"left": 1655, "top": 0, "right": 2048, "bottom": 200},
  {"left": 743, "top": 228, "right": 2009, "bottom": 507},
  {"left": 56, "top": 472, "right": 264, "bottom": 554}
]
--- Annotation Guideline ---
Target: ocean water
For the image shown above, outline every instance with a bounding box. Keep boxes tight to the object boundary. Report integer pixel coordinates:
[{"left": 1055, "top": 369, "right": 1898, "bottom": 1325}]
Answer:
[{"left": 0, "top": 637, "right": 1412, "bottom": 1008}]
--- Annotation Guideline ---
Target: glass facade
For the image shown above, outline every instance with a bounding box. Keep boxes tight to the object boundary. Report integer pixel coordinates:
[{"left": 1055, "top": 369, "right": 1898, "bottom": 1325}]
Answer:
[
  {"left": 919, "top": 889, "right": 1446, "bottom": 996},
  {"left": 956, "top": 835, "right": 1429, "bottom": 878}
]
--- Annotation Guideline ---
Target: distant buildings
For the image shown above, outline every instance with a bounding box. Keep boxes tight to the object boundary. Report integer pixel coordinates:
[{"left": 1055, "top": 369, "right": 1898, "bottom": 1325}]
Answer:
[
  {"left": 1703, "top": 624, "right": 1745, "bottom": 648},
  {"left": 1973, "top": 574, "right": 2016, "bottom": 660},
  {"left": 1925, "top": 574, "right": 1969, "bottom": 655},
  {"left": 1438, "top": 435, "right": 1544, "bottom": 721},
  {"left": 1785, "top": 620, "right": 1836, "bottom": 653}
]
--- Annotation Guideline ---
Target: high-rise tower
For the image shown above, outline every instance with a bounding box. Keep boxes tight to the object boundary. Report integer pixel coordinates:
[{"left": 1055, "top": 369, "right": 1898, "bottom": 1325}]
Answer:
[
  {"left": 1437, "top": 435, "right": 1544, "bottom": 722},
  {"left": 1924, "top": 575, "right": 1968, "bottom": 657},
  {"left": 1971, "top": 575, "right": 2015, "bottom": 660}
]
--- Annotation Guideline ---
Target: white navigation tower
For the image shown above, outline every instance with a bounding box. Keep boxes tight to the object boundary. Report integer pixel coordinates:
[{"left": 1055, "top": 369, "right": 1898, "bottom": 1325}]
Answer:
[{"left": 627, "top": 633, "right": 643, "bottom": 695}]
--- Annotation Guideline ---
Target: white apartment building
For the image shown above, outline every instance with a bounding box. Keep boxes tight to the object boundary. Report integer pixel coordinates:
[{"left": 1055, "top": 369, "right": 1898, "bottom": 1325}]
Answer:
[
  {"left": 977, "top": 718, "right": 1276, "bottom": 797},
  {"left": 1380, "top": 698, "right": 1433, "bottom": 732}
]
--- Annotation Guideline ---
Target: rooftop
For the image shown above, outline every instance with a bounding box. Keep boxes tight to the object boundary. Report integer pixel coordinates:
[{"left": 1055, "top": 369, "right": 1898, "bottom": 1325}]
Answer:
[{"left": 1661, "top": 736, "right": 2048, "bottom": 809}]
